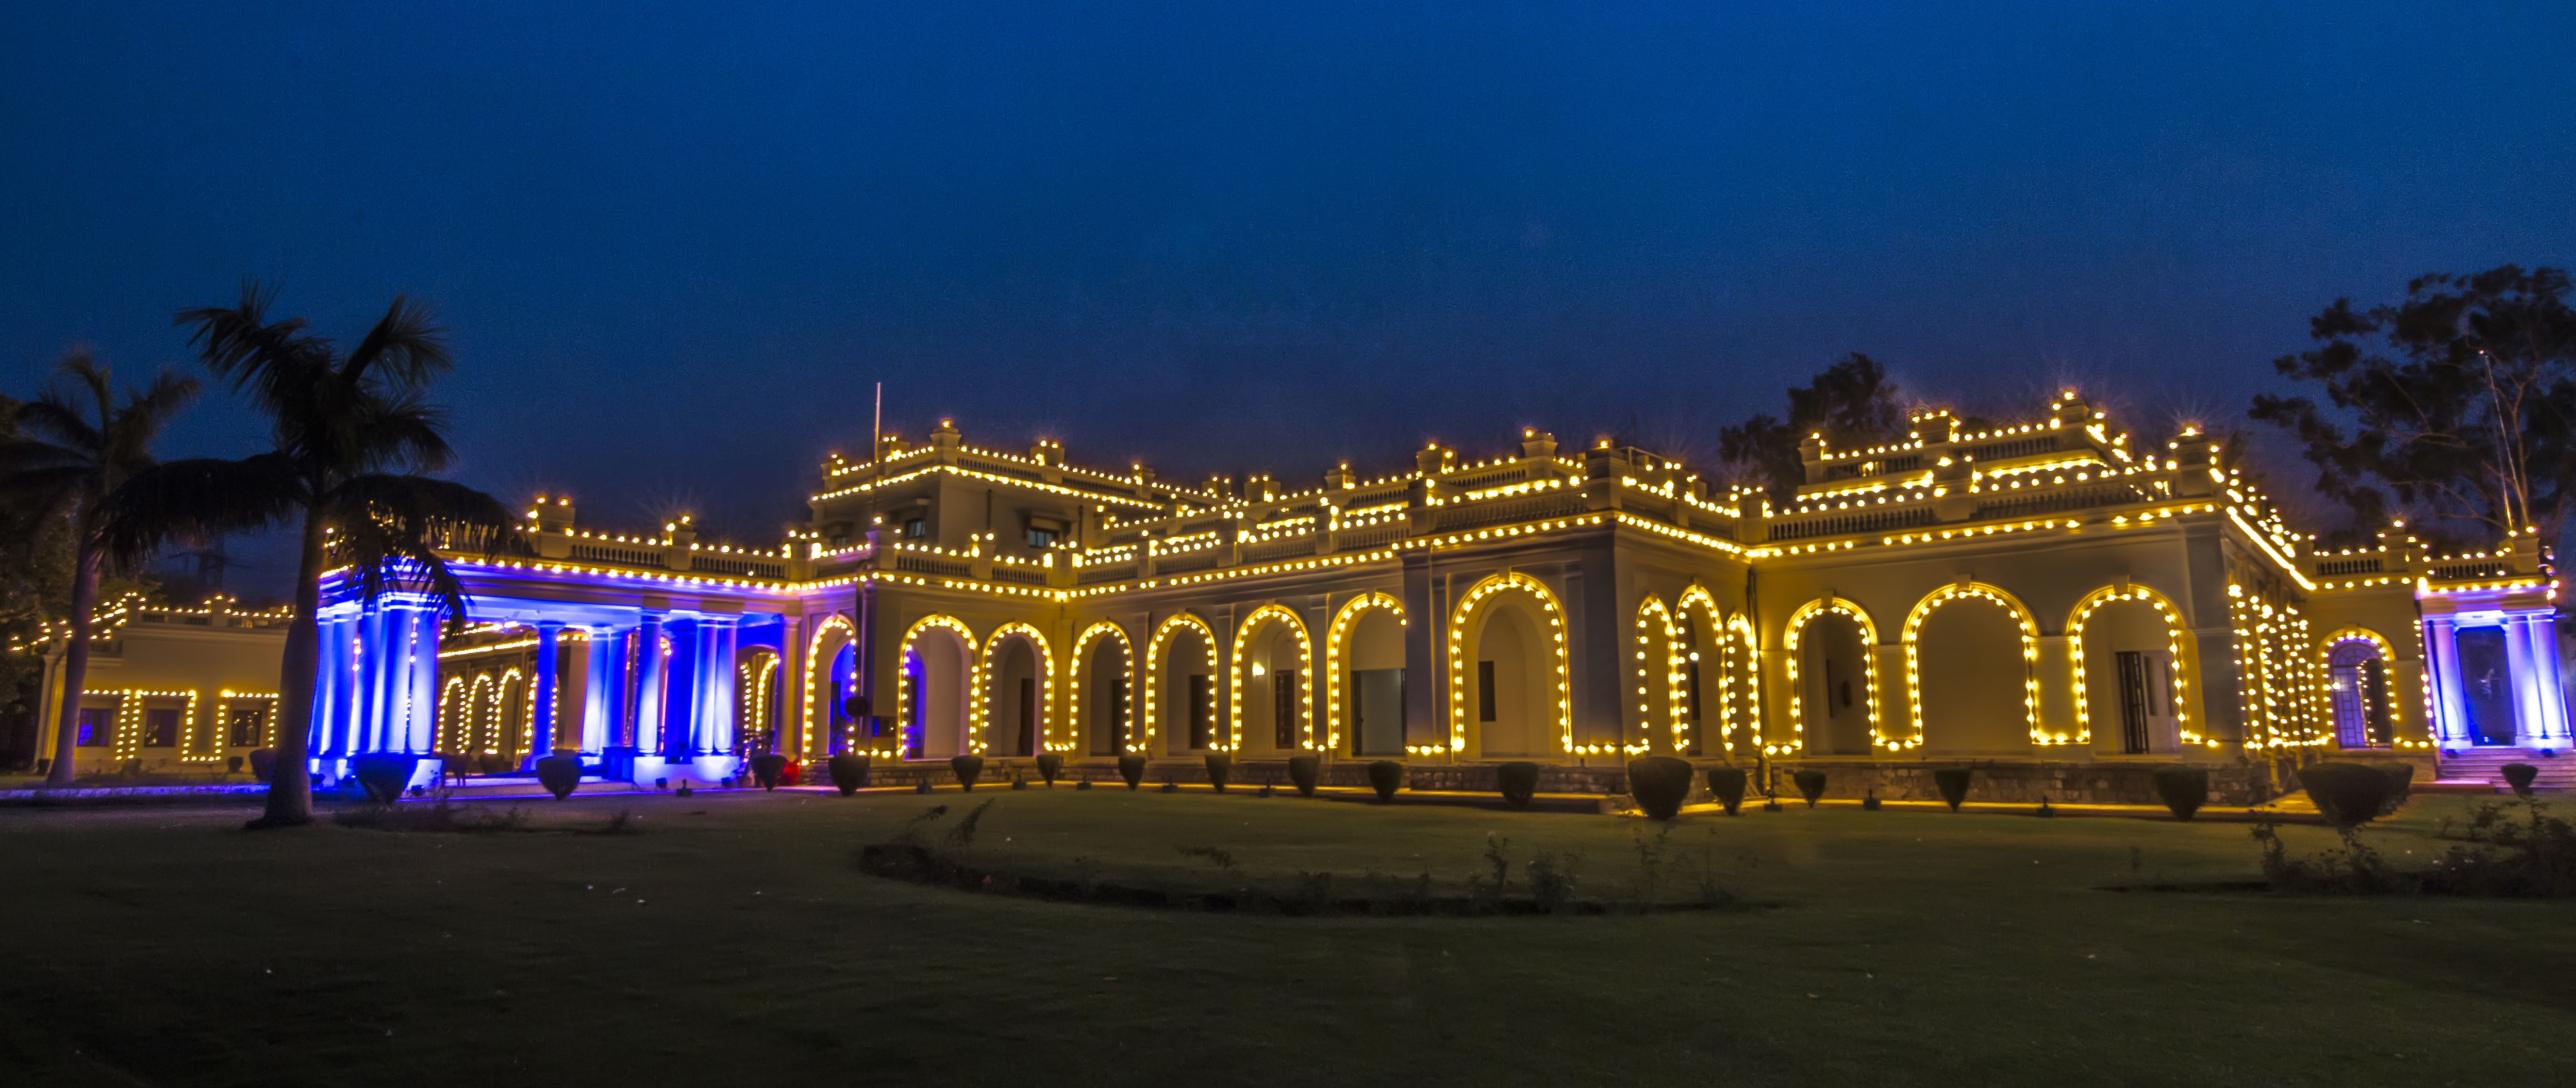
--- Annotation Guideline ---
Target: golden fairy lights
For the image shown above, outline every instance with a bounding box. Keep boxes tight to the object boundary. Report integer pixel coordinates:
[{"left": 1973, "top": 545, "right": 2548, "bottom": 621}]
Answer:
[
  {"left": 1226, "top": 605, "right": 1314, "bottom": 752},
  {"left": 1780, "top": 598, "right": 1885, "bottom": 755},
  {"left": 1445, "top": 572, "right": 1573, "bottom": 757},
  {"left": 1900, "top": 583, "right": 2044, "bottom": 747},
  {"left": 1323, "top": 592, "right": 1404, "bottom": 752},
  {"left": 2065, "top": 585, "right": 2200, "bottom": 748},
  {"left": 1141, "top": 612, "right": 1219, "bottom": 754}
]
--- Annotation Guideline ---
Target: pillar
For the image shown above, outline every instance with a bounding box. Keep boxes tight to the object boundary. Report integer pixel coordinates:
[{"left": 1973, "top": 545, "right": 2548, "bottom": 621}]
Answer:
[
  {"left": 663, "top": 617, "right": 698, "bottom": 758},
  {"left": 314, "top": 611, "right": 354, "bottom": 757},
  {"left": 405, "top": 601, "right": 439, "bottom": 753},
  {"left": 633, "top": 612, "right": 666, "bottom": 754},
  {"left": 529, "top": 622, "right": 563, "bottom": 763},
  {"left": 583, "top": 625, "right": 618, "bottom": 753},
  {"left": 2526, "top": 614, "right": 2571, "bottom": 745},
  {"left": 2425, "top": 616, "right": 2467, "bottom": 746},
  {"left": 697, "top": 619, "right": 740, "bottom": 757},
  {"left": 2034, "top": 635, "right": 2078, "bottom": 743}
]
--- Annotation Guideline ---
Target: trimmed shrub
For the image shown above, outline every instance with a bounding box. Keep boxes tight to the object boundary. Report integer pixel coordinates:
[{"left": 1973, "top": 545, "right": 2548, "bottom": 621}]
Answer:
[
  {"left": 351, "top": 754, "right": 419, "bottom": 804},
  {"left": 1075, "top": 778, "right": 1092, "bottom": 791},
  {"left": 749, "top": 753, "right": 788, "bottom": 790},
  {"left": 1706, "top": 766, "right": 1748, "bottom": 815},
  {"left": 247, "top": 747, "right": 277, "bottom": 783},
  {"left": 1933, "top": 768, "right": 1973, "bottom": 812},
  {"left": 476, "top": 752, "right": 513, "bottom": 775},
  {"left": 827, "top": 754, "right": 870, "bottom": 795},
  {"left": 2503, "top": 762, "right": 2540, "bottom": 798},
  {"left": 950, "top": 754, "right": 985, "bottom": 791},
  {"left": 1117, "top": 754, "right": 1147, "bottom": 790},
  {"left": 535, "top": 755, "right": 582, "bottom": 800},
  {"left": 2300, "top": 761, "right": 2397, "bottom": 827},
  {"left": 225, "top": 755, "right": 244, "bottom": 774},
  {"left": 1287, "top": 754, "right": 1321, "bottom": 797},
  {"left": 1035, "top": 752, "right": 1064, "bottom": 787},
  {"left": 1204, "top": 753, "right": 1233, "bottom": 793},
  {"left": 1497, "top": 761, "right": 1541, "bottom": 809},
  {"left": 1626, "top": 756, "right": 1694, "bottom": 821},
  {"left": 2151, "top": 766, "right": 2209, "bottom": 822},
  {"left": 2372, "top": 761, "right": 2415, "bottom": 814},
  {"left": 1366, "top": 759, "right": 1403, "bottom": 803},
  {"left": 1861, "top": 789, "right": 1881, "bottom": 811},
  {"left": 1791, "top": 769, "right": 1827, "bottom": 808}
]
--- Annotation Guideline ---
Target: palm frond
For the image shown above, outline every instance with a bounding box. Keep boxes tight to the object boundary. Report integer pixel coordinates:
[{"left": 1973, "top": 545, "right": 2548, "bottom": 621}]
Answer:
[
  {"left": 342, "top": 295, "right": 451, "bottom": 389},
  {"left": 103, "top": 367, "right": 201, "bottom": 472},
  {"left": 175, "top": 278, "right": 335, "bottom": 420},
  {"left": 99, "top": 454, "right": 304, "bottom": 570},
  {"left": 325, "top": 475, "right": 519, "bottom": 632},
  {"left": 19, "top": 387, "right": 102, "bottom": 455},
  {"left": 350, "top": 390, "right": 457, "bottom": 475}
]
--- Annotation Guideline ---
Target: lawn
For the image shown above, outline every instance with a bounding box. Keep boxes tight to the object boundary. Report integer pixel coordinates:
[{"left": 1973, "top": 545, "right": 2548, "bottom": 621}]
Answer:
[{"left": 1, "top": 786, "right": 2570, "bottom": 1087}]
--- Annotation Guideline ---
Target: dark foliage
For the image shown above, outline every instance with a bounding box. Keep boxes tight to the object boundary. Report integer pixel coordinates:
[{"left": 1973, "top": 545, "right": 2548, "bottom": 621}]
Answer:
[
  {"left": 1933, "top": 767, "right": 1973, "bottom": 811},
  {"left": 2504, "top": 762, "right": 2540, "bottom": 798},
  {"left": 1861, "top": 790, "right": 1881, "bottom": 811},
  {"left": 534, "top": 755, "right": 581, "bottom": 800},
  {"left": 2373, "top": 762, "right": 2415, "bottom": 814},
  {"left": 1204, "top": 753, "right": 1232, "bottom": 792},
  {"left": 246, "top": 747, "right": 276, "bottom": 783},
  {"left": 2300, "top": 761, "right": 2397, "bottom": 827},
  {"left": 1497, "top": 761, "right": 1540, "bottom": 809},
  {"left": 827, "top": 754, "right": 870, "bottom": 795},
  {"left": 1705, "top": 766, "right": 1747, "bottom": 815},
  {"left": 1791, "top": 769, "right": 1827, "bottom": 807},
  {"left": 350, "top": 753, "right": 418, "bottom": 804},
  {"left": 949, "top": 754, "right": 984, "bottom": 791},
  {"left": 1626, "top": 756, "right": 1694, "bottom": 821},
  {"left": 1718, "top": 353, "right": 1908, "bottom": 499},
  {"left": 1287, "top": 753, "right": 1320, "bottom": 797},
  {"left": 1366, "top": 759, "right": 1403, "bottom": 803},
  {"left": 1117, "top": 754, "right": 1147, "bottom": 790},
  {"left": 1034, "top": 752, "right": 1063, "bottom": 787},
  {"left": 749, "top": 753, "right": 788, "bottom": 790},
  {"left": 2152, "top": 765, "right": 2210, "bottom": 821}
]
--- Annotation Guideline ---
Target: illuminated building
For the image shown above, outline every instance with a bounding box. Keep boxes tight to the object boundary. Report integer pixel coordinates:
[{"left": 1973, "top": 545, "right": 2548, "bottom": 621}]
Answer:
[{"left": 19, "top": 594, "right": 290, "bottom": 777}]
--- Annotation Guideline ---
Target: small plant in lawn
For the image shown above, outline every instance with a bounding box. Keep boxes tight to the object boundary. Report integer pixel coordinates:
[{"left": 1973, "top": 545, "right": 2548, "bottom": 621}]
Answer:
[
  {"left": 1625, "top": 756, "right": 1694, "bottom": 821},
  {"left": 1497, "top": 761, "right": 1541, "bottom": 809},
  {"left": 950, "top": 754, "right": 985, "bottom": 791},
  {"left": 749, "top": 753, "right": 788, "bottom": 790},
  {"left": 945, "top": 798, "right": 997, "bottom": 857},
  {"left": 1075, "top": 778, "right": 1093, "bottom": 791},
  {"left": 1791, "top": 769, "right": 1827, "bottom": 808},
  {"left": 1161, "top": 771, "right": 1179, "bottom": 794},
  {"left": 1176, "top": 844, "right": 1239, "bottom": 872},
  {"left": 2300, "top": 762, "right": 2397, "bottom": 827},
  {"left": 1287, "top": 753, "right": 1320, "bottom": 797},
  {"left": 2152, "top": 766, "right": 2209, "bottom": 821},
  {"left": 1933, "top": 768, "right": 1973, "bottom": 812},
  {"left": 1366, "top": 760, "right": 1403, "bottom": 803},
  {"left": 827, "top": 754, "right": 871, "bottom": 795},
  {"left": 1117, "top": 754, "right": 1147, "bottom": 791},
  {"left": 1527, "top": 850, "right": 1579, "bottom": 913},
  {"left": 1204, "top": 753, "right": 1233, "bottom": 793},
  {"left": 1467, "top": 833, "right": 1514, "bottom": 911},
  {"left": 2503, "top": 763, "right": 2540, "bottom": 798},
  {"left": 1861, "top": 789, "right": 1880, "bottom": 811},
  {"left": 1705, "top": 767, "right": 1747, "bottom": 815},
  {"left": 2373, "top": 762, "right": 2415, "bottom": 813},
  {"left": 600, "top": 807, "right": 637, "bottom": 834},
  {"left": 1010, "top": 773, "right": 1028, "bottom": 791},
  {"left": 535, "top": 755, "right": 582, "bottom": 800},
  {"left": 2036, "top": 796, "right": 2055, "bottom": 818},
  {"left": 1035, "top": 752, "right": 1063, "bottom": 787}
]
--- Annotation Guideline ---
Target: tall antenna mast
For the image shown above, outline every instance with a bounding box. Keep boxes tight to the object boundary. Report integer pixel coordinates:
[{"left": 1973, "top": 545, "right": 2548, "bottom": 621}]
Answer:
[{"left": 872, "top": 381, "right": 883, "bottom": 463}]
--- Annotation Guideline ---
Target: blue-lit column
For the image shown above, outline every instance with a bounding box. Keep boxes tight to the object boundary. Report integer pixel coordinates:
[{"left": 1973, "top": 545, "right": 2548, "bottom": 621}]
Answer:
[
  {"left": 2526, "top": 613, "right": 2571, "bottom": 747},
  {"left": 359, "top": 603, "right": 398, "bottom": 754},
  {"left": 312, "top": 609, "right": 355, "bottom": 758},
  {"left": 2425, "top": 615, "right": 2468, "bottom": 746},
  {"left": 403, "top": 600, "right": 440, "bottom": 753},
  {"left": 663, "top": 617, "right": 700, "bottom": 757},
  {"left": 697, "top": 619, "right": 740, "bottom": 757},
  {"left": 582, "top": 624, "right": 618, "bottom": 753},
  {"left": 528, "top": 622, "right": 563, "bottom": 763},
  {"left": 633, "top": 612, "right": 666, "bottom": 754}
]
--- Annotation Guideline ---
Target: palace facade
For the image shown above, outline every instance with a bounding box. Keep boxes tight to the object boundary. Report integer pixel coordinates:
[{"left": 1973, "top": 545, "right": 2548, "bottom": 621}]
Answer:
[{"left": 49, "top": 389, "right": 2566, "bottom": 802}]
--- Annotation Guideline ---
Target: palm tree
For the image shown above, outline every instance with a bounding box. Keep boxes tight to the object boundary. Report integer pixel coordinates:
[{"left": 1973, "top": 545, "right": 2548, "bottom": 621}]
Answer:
[
  {"left": 0, "top": 349, "right": 200, "bottom": 786},
  {"left": 108, "top": 281, "right": 514, "bottom": 828}
]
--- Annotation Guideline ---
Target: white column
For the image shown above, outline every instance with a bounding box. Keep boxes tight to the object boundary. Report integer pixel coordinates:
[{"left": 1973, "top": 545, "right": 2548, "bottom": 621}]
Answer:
[
  {"left": 583, "top": 625, "right": 617, "bottom": 753},
  {"left": 406, "top": 602, "right": 439, "bottom": 753},
  {"left": 2527, "top": 614, "right": 2570, "bottom": 745},
  {"left": 2425, "top": 616, "right": 2468, "bottom": 746},
  {"left": 633, "top": 612, "right": 665, "bottom": 754}
]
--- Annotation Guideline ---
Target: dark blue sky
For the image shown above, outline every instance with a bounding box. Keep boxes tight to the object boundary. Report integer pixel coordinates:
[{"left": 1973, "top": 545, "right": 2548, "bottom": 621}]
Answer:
[{"left": 6, "top": 2, "right": 2573, "bottom": 592}]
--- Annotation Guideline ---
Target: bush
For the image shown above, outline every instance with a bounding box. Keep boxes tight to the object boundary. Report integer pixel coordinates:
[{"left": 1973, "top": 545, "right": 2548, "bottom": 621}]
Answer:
[
  {"left": 950, "top": 754, "right": 985, "bottom": 791},
  {"left": 247, "top": 747, "right": 277, "bottom": 783},
  {"left": 1366, "top": 759, "right": 1403, "bottom": 803},
  {"left": 2504, "top": 762, "right": 2540, "bottom": 798},
  {"left": 535, "top": 755, "right": 582, "bottom": 800},
  {"left": 1933, "top": 768, "right": 1973, "bottom": 812},
  {"left": 1287, "top": 754, "right": 1320, "bottom": 797},
  {"left": 2152, "top": 766, "right": 2209, "bottom": 821},
  {"left": 225, "top": 755, "right": 244, "bottom": 774},
  {"left": 1496, "top": 761, "right": 1540, "bottom": 809},
  {"left": 1861, "top": 789, "right": 1881, "bottom": 811},
  {"left": 1705, "top": 766, "right": 1748, "bottom": 815},
  {"left": 749, "top": 754, "right": 788, "bottom": 790},
  {"left": 1035, "top": 752, "right": 1064, "bottom": 787},
  {"left": 1204, "top": 753, "right": 1233, "bottom": 793},
  {"left": 2301, "top": 761, "right": 2397, "bottom": 827},
  {"left": 827, "top": 754, "right": 870, "bottom": 795},
  {"left": 1791, "top": 769, "right": 1827, "bottom": 808},
  {"left": 351, "top": 754, "right": 419, "bottom": 804},
  {"left": 2373, "top": 761, "right": 2415, "bottom": 814},
  {"left": 1626, "top": 756, "right": 1694, "bottom": 821},
  {"left": 1117, "top": 754, "right": 1147, "bottom": 791},
  {"left": 476, "top": 752, "right": 513, "bottom": 775}
]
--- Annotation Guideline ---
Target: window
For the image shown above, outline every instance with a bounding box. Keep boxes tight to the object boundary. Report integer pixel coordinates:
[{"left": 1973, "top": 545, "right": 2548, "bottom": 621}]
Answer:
[
  {"left": 228, "top": 706, "right": 267, "bottom": 747},
  {"left": 1026, "top": 527, "right": 1059, "bottom": 548},
  {"left": 1684, "top": 660, "right": 1702, "bottom": 721},
  {"left": 901, "top": 518, "right": 927, "bottom": 539},
  {"left": 1187, "top": 675, "right": 1213, "bottom": 749},
  {"left": 75, "top": 707, "right": 112, "bottom": 747},
  {"left": 146, "top": 709, "right": 181, "bottom": 748}
]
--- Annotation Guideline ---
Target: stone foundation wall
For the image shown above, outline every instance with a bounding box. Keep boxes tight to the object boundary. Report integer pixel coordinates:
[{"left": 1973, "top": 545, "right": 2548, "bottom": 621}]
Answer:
[{"left": 1763, "top": 758, "right": 2288, "bottom": 807}]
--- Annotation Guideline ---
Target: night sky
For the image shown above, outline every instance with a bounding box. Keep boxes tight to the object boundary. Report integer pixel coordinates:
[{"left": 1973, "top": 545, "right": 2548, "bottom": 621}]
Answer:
[{"left": 5, "top": 2, "right": 2573, "bottom": 596}]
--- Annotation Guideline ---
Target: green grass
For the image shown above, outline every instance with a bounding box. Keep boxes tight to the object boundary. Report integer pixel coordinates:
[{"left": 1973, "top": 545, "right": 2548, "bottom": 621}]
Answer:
[{"left": 1, "top": 788, "right": 2571, "bottom": 1086}]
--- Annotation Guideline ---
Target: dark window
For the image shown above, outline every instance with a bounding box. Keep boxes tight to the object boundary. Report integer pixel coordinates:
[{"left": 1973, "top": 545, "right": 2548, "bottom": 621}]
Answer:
[
  {"left": 1016, "top": 677, "right": 1037, "bottom": 756},
  {"left": 146, "top": 709, "right": 181, "bottom": 748},
  {"left": 1274, "top": 668, "right": 1298, "bottom": 748},
  {"left": 228, "top": 706, "right": 266, "bottom": 747},
  {"left": 1026, "top": 527, "right": 1059, "bottom": 548},
  {"left": 901, "top": 518, "right": 927, "bottom": 539},
  {"left": 1477, "top": 660, "right": 1497, "bottom": 722},
  {"left": 75, "top": 707, "right": 112, "bottom": 746},
  {"left": 1685, "top": 661, "right": 1703, "bottom": 721},
  {"left": 2116, "top": 651, "right": 2151, "bottom": 754},
  {"left": 1187, "top": 675, "right": 1213, "bottom": 749}
]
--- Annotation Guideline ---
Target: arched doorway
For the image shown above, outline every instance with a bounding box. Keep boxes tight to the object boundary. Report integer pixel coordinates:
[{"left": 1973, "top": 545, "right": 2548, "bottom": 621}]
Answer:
[
  {"left": 1452, "top": 574, "right": 1570, "bottom": 759},
  {"left": 2325, "top": 632, "right": 2396, "bottom": 750},
  {"left": 1230, "top": 606, "right": 1313, "bottom": 756},
  {"left": 1147, "top": 614, "right": 1218, "bottom": 755},
  {"left": 977, "top": 626, "right": 1049, "bottom": 757},
  {"left": 736, "top": 647, "right": 781, "bottom": 756},
  {"left": 1072, "top": 623, "right": 1133, "bottom": 755},
  {"left": 1673, "top": 587, "right": 1728, "bottom": 756},
  {"left": 2072, "top": 588, "right": 2190, "bottom": 755},
  {"left": 899, "top": 617, "right": 976, "bottom": 759},
  {"left": 1788, "top": 601, "right": 1878, "bottom": 756},
  {"left": 1633, "top": 596, "right": 1682, "bottom": 755},
  {"left": 1906, "top": 586, "right": 2036, "bottom": 754},
  {"left": 1327, "top": 593, "right": 1406, "bottom": 756}
]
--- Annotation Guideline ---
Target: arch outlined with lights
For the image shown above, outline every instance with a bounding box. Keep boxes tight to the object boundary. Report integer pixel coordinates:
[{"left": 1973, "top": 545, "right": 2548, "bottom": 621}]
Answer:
[
  {"left": 2316, "top": 624, "right": 2417, "bottom": 749},
  {"left": 1674, "top": 583, "right": 1732, "bottom": 754},
  {"left": 799, "top": 614, "right": 857, "bottom": 757},
  {"left": 1142, "top": 612, "right": 1220, "bottom": 753},
  {"left": 1780, "top": 597, "right": 1886, "bottom": 755},
  {"left": 1900, "top": 582, "right": 2042, "bottom": 748},
  {"left": 894, "top": 615, "right": 979, "bottom": 758},
  {"left": 971, "top": 622, "right": 1054, "bottom": 755},
  {"left": 1227, "top": 604, "right": 1314, "bottom": 752},
  {"left": 1323, "top": 592, "right": 1404, "bottom": 752},
  {"left": 1633, "top": 594, "right": 1684, "bottom": 754},
  {"left": 1446, "top": 571, "right": 1574, "bottom": 756},
  {"left": 2066, "top": 584, "right": 2199, "bottom": 748},
  {"left": 1069, "top": 621, "right": 1134, "bottom": 756}
]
